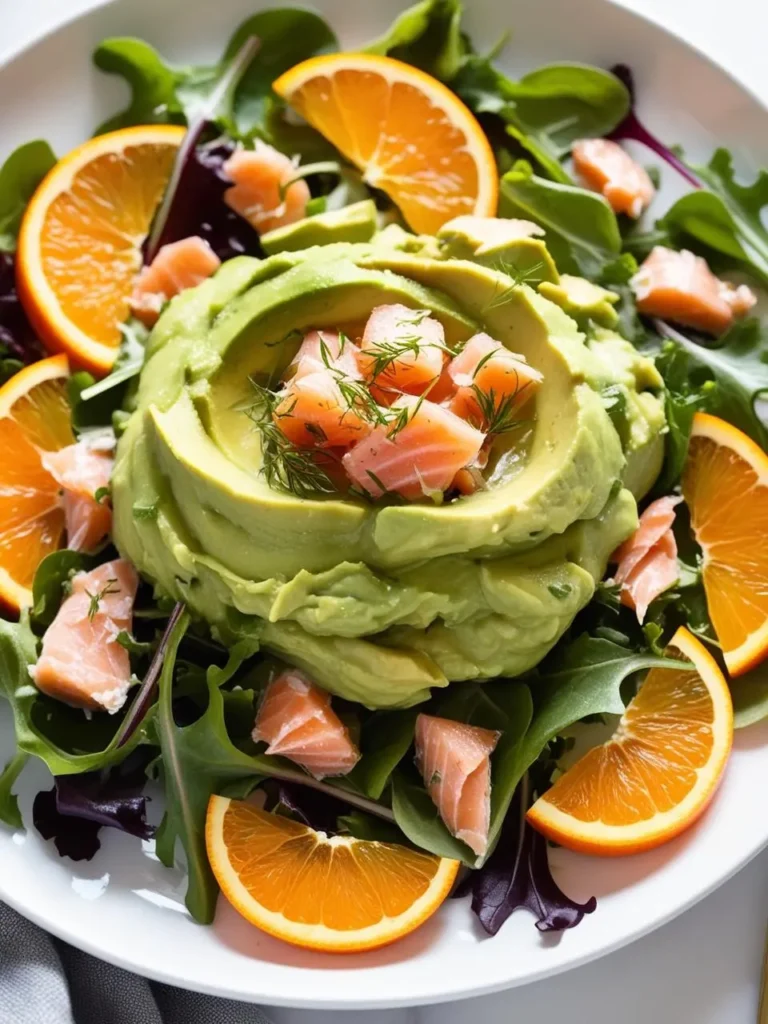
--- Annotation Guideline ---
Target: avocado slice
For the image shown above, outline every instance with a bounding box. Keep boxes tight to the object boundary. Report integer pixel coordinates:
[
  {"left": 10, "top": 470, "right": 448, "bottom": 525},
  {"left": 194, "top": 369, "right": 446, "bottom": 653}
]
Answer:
[{"left": 260, "top": 200, "right": 378, "bottom": 254}]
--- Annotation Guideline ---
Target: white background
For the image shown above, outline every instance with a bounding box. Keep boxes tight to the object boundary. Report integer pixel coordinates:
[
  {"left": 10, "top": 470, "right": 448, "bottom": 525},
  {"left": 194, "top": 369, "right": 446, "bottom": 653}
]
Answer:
[{"left": 4, "top": 1, "right": 768, "bottom": 1021}]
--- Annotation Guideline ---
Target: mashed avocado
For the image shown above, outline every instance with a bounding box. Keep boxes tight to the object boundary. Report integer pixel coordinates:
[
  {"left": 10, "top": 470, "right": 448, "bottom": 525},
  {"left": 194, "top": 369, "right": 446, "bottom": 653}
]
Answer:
[{"left": 112, "top": 232, "right": 664, "bottom": 708}]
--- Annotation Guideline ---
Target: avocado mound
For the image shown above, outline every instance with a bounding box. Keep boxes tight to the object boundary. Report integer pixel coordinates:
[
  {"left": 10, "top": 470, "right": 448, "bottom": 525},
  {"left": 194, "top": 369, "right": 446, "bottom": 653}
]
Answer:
[{"left": 112, "top": 235, "right": 664, "bottom": 709}]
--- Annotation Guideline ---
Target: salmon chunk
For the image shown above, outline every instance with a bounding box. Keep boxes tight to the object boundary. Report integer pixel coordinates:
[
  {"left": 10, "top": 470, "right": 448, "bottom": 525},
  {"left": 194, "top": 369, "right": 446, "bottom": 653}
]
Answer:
[
  {"left": 274, "top": 369, "right": 370, "bottom": 448},
  {"left": 42, "top": 441, "right": 113, "bottom": 553},
  {"left": 359, "top": 304, "right": 446, "bottom": 397},
  {"left": 612, "top": 495, "right": 682, "bottom": 621},
  {"left": 448, "top": 333, "right": 542, "bottom": 428},
  {"left": 131, "top": 236, "right": 221, "bottom": 326},
  {"left": 252, "top": 669, "right": 360, "bottom": 779},
  {"left": 342, "top": 395, "right": 485, "bottom": 500},
  {"left": 632, "top": 246, "right": 757, "bottom": 335},
  {"left": 288, "top": 330, "right": 361, "bottom": 381},
  {"left": 415, "top": 714, "right": 500, "bottom": 857},
  {"left": 30, "top": 559, "right": 138, "bottom": 713},
  {"left": 223, "top": 143, "right": 310, "bottom": 234},
  {"left": 572, "top": 138, "right": 655, "bottom": 218}
]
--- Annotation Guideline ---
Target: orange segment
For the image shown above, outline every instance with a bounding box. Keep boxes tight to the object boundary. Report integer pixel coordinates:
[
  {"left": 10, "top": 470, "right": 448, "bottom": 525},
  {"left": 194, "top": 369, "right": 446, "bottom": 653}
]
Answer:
[
  {"left": 206, "top": 796, "right": 459, "bottom": 952},
  {"left": 683, "top": 412, "right": 768, "bottom": 675},
  {"left": 0, "top": 355, "right": 73, "bottom": 611},
  {"left": 273, "top": 54, "right": 498, "bottom": 235},
  {"left": 17, "top": 125, "right": 185, "bottom": 375},
  {"left": 527, "top": 628, "right": 733, "bottom": 855}
]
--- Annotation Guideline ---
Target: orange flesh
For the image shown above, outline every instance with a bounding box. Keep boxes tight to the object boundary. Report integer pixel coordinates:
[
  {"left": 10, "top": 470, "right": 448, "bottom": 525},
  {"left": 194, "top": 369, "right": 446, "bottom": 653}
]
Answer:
[
  {"left": 0, "top": 369, "right": 73, "bottom": 599},
  {"left": 38, "top": 143, "right": 177, "bottom": 349},
  {"left": 538, "top": 660, "right": 715, "bottom": 827},
  {"left": 282, "top": 70, "right": 488, "bottom": 234},
  {"left": 219, "top": 803, "right": 443, "bottom": 930},
  {"left": 683, "top": 431, "right": 768, "bottom": 663}
]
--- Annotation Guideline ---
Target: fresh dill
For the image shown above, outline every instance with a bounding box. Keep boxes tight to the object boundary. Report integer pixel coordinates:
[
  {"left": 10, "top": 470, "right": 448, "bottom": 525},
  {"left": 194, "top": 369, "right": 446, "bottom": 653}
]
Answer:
[
  {"left": 363, "top": 310, "right": 452, "bottom": 381},
  {"left": 85, "top": 578, "right": 120, "bottom": 621},
  {"left": 317, "top": 332, "right": 388, "bottom": 426},
  {"left": 241, "top": 378, "right": 339, "bottom": 499},
  {"left": 482, "top": 259, "right": 547, "bottom": 312},
  {"left": 470, "top": 376, "right": 534, "bottom": 436}
]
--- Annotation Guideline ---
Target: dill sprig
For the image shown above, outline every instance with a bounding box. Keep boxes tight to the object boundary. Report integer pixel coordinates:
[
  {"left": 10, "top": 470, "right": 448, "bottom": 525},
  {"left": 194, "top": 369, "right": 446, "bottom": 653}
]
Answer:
[
  {"left": 85, "top": 578, "right": 120, "bottom": 621},
  {"left": 363, "top": 311, "right": 453, "bottom": 381},
  {"left": 316, "top": 333, "right": 388, "bottom": 427},
  {"left": 470, "top": 379, "right": 533, "bottom": 435},
  {"left": 241, "top": 379, "right": 339, "bottom": 499},
  {"left": 482, "top": 259, "right": 547, "bottom": 312}
]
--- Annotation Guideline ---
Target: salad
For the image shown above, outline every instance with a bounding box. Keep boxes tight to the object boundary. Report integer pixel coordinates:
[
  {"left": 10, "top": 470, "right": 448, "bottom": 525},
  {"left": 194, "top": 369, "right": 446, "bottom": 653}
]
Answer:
[{"left": 0, "top": 0, "right": 767, "bottom": 954}]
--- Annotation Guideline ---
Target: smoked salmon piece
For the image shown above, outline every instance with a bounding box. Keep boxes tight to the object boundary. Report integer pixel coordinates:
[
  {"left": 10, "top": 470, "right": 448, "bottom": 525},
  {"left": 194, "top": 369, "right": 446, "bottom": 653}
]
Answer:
[
  {"left": 359, "top": 304, "right": 446, "bottom": 397},
  {"left": 447, "top": 333, "right": 542, "bottom": 429},
  {"left": 252, "top": 669, "right": 360, "bottom": 779},
  {"left": 131, "top": 236, "right": 221, "bottom": 326},
  {"left": 415, "top": 714, "right": 500, "bottom": 857},
  {"left": 572, "top": 138, "right": 655, "bottom": 218},
  {"left": 632, "top": 246, "right": 757, "bottom": 335},
  {"left": 288, "top": 330, "right": 361, "bottom": 381},
  {"left": 223, "top": 143, "right": 310, "bottom": 235},
  {"left": 42, "top": 441, "right": 113, "bottom": 553},
  {"left": 342, "top": 395, "right": 485, "bottom": 500},
  {"left": 274, "top": 368, "right": 370, "bottom": 448},
  {"left": 612, "top": 495, "right": 682, "bottom": 621},
  {"left": 30, "top": 559, "right": 138, "bottom": 713}
]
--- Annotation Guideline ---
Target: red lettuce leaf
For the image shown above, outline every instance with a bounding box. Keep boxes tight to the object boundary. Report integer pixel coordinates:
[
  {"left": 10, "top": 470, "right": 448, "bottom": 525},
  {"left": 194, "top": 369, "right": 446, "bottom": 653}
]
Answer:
[
  {"left": 456, "top": 778, "right": 596, "bottom": 935},
  {"left": 608, "top": 65, "right": 701, "bottom": 189},
  {"left": 0, "top": 253, "right": 44, "bottom": 365},
  {"left": 32, "top": 748, "right": 154, "bottom": 862}
]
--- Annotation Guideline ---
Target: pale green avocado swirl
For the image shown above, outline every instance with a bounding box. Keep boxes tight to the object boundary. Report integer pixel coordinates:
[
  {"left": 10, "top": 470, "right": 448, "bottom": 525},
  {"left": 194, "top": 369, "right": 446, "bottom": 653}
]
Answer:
[{"left": 112, "top": 239, "right": 664, "bottom": 708}]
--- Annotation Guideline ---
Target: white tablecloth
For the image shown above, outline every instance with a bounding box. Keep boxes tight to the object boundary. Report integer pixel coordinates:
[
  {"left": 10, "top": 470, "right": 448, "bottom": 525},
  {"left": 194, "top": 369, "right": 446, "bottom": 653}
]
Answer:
[{"left": 5, "top": 1, "right": 768, "bottom": 1020}]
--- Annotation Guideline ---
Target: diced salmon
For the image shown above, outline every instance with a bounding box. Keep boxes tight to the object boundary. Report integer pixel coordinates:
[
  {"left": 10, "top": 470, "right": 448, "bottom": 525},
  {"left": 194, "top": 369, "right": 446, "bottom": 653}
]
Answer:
[
  {"left": 342, "top": 395, "right": 485, "bottom": 500},
  {"left": 131, "top": 236, "right": 221, "bottom": 326},
  {"left": 30, "top": 559, "right": 138, "bottom": 713},
  {"left": 632, "top": 246, "right": 757, "bottom": 335},
  {"left": 359, "top": 304, "right": 446, "bottom": 397},
  {"left": 288, "top": 330, "right": 361, "bottom": 381},
  {"left": 42, "top": 441, "right": 113, "bottom": 553},
  {"left": 415, "top": 714, "right": 500, "bottom": 857},
  {"left": 252, "top": 669, "right": 360, "bottom": 779},
  {"left": 612, "top": 495, "right": 682, "bottom": 621},
  {"left": 447, "top": 333, "right": 542, "bottom": 428},
  {"left": 274, "top": 369, "right": 370, "bottom": 448},
  {"left": 572, "top": 138, "right": 655, "bottom": 218},
  {"left": 223, "top": 143, "right": 310, "bottom": 235},
  {"left": 451, "top": 467, "right": 484, "bottom": 496}
]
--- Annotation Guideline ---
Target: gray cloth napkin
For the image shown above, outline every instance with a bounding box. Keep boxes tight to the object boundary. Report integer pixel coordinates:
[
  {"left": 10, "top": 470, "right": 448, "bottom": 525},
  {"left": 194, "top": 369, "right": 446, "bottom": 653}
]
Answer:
[{"left": 0, "top": 902, "right": 273, "bottom": 1024}]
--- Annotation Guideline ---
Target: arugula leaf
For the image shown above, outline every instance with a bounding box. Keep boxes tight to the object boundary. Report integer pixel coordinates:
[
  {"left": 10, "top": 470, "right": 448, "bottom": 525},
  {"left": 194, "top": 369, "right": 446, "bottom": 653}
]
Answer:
[
  {"left": 93, "top": 39, "right": 184, "bottom": 134},
  {"left": 656, "top": 319, "right": 768, "bottom": 450},
  {"left": 681, "top": 149, "right": 768, "bottom": 286},
  {"left": 0, "top": 141, "right": 57, "bottom": 251},
  {"left": 500, "top": 160, "right": 621, "bottom": 276},
  {"left": 0, "top": 752, "right": 27, "bottom": 828}
]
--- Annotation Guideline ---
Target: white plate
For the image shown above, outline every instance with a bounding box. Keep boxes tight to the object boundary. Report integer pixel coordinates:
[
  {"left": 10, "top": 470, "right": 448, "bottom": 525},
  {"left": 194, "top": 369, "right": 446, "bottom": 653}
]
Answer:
[{"left": 2, "top": 0, "right": 768, "bottom": 1010}]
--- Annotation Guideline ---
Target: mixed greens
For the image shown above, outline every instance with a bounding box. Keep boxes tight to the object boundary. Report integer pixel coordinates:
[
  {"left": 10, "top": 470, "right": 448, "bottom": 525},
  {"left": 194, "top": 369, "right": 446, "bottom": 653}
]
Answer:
[{"left": 0, "top": 0, "right": 767, "bottom": 941}]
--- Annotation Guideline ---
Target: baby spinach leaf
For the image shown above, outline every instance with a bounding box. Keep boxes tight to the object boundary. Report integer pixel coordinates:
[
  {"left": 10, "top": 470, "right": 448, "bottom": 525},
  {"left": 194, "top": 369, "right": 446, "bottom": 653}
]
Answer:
[
  {"left": 93, "top": 38, "right": 184, "bottom": 134},
  {"left": 500, "top": 160, "right": 621, "bottom": 276},
  {"left": 0, "top": 141, "right": 57, "bottom": 251},
  {"left": 31, "top": 550, "right": 95, "bottom": 627},
  {"left": 346, "top": 709, "right": 418, "bottom": 800},
  {"left": 365, "top": 0, "right": 466, "bottom": 81},
  {"left": 391, "top": 773, "right": 476, "bottom": 864},
  {"left": 731, "top": 660, "right": 768, "bottom": 729},
  {"left": 656, "top": 319, "right": 768, "bottom": 450}
]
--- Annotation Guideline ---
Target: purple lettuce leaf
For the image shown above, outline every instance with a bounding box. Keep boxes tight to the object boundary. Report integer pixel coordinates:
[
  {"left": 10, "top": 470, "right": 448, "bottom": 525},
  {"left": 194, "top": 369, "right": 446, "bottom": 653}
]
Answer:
[
  {"left": 143, "top": 137, "right": 262, "bottom": 264},
  {"left": 32, "top": 748, "right": 155, "bottom": 862},
  {"left": 0, "top": 253, "right": 44, "bottom": 366},
  {"left": 267, "top": 780, "right": 349, "bottom": 835},
  {"left": 457, "top": 776, "right": 596, "bottom": 935},
  {"left": 608, "top": 65, "right": 701, "bottom": 189}
]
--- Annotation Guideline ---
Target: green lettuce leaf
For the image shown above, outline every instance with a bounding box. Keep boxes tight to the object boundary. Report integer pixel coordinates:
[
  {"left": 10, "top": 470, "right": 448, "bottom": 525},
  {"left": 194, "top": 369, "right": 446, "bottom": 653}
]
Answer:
[
  {"left": 0, "top": 752, "right": 28, "bottom": 828},
  {"left": 346, "top": 709, "right": 418, "bottom": 800},
  {"left": 731, "top": 661, "right": 768, "bottom": 729},
  {"left": 500, "top": 159, "right": 621, "bottom": 275},
  {"left": 93, "top": 39, "right": 184, "bottom": 133},
  {"left": 0, "top": 141, "right": 57, "bottom": 251},
  {"left": 365, "top": 0, "right": 466, "bottom": 81}
]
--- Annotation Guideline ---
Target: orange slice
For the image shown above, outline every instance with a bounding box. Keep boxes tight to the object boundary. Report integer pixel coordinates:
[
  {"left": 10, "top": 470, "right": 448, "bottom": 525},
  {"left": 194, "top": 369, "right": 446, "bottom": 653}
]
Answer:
[
  {"left": 206, "top": 796, "right": 460, "bottom": 952},
  {"left": 17, "top": 125, "right": 185, "bottom": 376},
  {"left": 526, "top": 627, "right": 733, "bottom": 856},
  {"left": 273, "top": 54, "right": 498, "bottom": 235},
  {"left": 683, "top": 412, "right": 768, "bottom": 675},
  {"left": 0, "top": 355, "right": 73, "bottom": 612}
]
